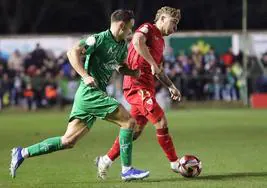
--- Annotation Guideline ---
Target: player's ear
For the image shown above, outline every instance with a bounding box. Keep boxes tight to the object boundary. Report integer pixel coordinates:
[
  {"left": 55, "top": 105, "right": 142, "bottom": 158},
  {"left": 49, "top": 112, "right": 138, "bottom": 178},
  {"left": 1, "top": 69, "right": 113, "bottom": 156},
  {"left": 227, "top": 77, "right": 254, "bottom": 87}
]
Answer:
[
  {"left": 160, "top": 15, "right": 166, "bottom": 22},
  {"left": 119, "top": 21, "right": 126, "bottom": 30}
]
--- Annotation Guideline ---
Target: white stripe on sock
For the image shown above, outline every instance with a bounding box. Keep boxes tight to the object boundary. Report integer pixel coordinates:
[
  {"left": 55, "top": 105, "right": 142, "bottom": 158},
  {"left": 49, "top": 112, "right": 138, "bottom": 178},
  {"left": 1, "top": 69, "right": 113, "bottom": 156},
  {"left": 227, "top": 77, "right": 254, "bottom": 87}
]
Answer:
[{"left": 21, "top": 148, "right": 29, "bottom": 158}]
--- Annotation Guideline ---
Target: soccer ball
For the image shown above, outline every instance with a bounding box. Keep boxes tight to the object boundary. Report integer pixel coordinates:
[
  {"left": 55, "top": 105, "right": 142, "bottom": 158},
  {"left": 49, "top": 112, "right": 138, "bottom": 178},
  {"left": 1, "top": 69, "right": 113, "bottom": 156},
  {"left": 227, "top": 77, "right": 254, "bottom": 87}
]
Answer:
[{"left": 179, "top": 155, "right": 202, "bottom": 178}]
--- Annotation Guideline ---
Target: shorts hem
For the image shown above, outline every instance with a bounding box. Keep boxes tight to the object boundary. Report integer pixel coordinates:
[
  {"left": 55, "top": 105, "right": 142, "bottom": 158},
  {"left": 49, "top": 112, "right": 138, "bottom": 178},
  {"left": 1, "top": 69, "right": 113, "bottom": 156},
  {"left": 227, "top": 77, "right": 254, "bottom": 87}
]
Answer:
[
  {"left": 68, "top": 116, "right": 94, "bottom": 128},
  {"left": 149, "top": 110, "right": 164, "bottom": 124},
  {"left": 102, "top": 103, "right": 120, "bottom": 120}
]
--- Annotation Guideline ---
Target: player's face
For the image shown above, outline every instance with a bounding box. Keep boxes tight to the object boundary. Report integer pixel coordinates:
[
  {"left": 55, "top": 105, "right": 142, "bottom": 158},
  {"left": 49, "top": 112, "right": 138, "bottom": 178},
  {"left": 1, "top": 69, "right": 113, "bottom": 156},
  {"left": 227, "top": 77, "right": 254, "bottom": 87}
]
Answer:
[
  {"left": 119, "top": 19, "right": 135, "bottom": 40},
  {"left": 162, "top": 15, "right": 179, "bottom": 36}
]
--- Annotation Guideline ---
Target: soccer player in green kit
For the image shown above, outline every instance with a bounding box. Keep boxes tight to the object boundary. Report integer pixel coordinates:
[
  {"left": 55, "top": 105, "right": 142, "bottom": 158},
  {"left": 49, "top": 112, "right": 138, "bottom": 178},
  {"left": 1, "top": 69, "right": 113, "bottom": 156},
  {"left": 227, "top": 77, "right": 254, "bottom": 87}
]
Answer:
[{"left": 10, "top": 9, "right": 149, "bottom": 181}]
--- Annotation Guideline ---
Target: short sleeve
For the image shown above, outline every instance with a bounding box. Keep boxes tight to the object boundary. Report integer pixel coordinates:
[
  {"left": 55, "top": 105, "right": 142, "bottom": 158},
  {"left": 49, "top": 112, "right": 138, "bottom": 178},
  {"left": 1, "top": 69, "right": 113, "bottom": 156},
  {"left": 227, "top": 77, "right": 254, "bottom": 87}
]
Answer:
[
  {"left": 135, "top": 23, "right": 152, "bottom": 40},
  {"left": 79, "top": 34, "right": 103, "bottom": 55}
]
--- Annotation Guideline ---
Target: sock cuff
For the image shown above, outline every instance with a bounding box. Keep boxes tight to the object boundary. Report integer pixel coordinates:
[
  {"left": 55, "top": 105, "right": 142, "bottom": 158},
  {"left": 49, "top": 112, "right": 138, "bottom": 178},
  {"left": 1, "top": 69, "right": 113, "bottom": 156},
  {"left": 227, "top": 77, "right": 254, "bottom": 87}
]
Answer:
[
  {"left": 120, "top": 128, "right": 133, "bottom": 133},
  {"left": 156, "top": 127, "right": 169, "bottom": 135},
  {"left": 53, "top": 136, "right": 63, "bottom": 148}
]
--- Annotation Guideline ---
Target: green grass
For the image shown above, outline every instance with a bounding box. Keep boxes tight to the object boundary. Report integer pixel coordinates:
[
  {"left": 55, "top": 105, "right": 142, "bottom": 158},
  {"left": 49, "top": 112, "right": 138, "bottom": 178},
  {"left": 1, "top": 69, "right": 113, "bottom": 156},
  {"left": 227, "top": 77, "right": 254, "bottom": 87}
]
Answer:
[{"left": 0, "top": 108, "right": 267, "bottom": 188}]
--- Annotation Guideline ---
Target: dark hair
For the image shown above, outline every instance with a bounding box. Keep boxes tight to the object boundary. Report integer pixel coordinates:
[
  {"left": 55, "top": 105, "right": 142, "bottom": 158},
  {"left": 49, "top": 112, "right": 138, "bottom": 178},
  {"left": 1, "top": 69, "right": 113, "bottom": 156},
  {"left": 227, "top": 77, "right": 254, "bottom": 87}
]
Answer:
[{"left": 111, "top": 9, "right": 134, "bottom": 23}]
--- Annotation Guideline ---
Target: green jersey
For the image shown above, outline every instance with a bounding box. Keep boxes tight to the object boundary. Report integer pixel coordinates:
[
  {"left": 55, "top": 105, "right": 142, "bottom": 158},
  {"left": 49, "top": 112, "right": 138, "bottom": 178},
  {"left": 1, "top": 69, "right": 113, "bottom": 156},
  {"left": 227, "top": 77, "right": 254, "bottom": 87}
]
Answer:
[
  {"left": 69, "top": 30, "right": 126, "bottom": 127},
  {"left": 80, "top": 29, "right": 127, "bottom": 91}
]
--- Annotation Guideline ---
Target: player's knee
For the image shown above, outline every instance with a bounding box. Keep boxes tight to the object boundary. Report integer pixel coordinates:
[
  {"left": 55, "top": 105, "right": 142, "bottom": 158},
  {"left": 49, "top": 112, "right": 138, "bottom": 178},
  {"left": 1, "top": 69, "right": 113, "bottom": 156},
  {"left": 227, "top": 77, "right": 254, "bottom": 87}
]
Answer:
[
  {"left": 133, "top": 130, "right": 142, "bottom": 141},
  {"left": 133, "top": 125, "right": 144, "bottom": 140},
  {"left": 61, "top": 136, "right": 76, "bottom": 148},
  {"left": 125, "top": 118, "right": 136, "bottom": 129},
  {"left": 161, "top": 120, "right": 168, "bottom": 128},
  {"left": 155, "top": 117, "right": 168, "bottom": 129}
]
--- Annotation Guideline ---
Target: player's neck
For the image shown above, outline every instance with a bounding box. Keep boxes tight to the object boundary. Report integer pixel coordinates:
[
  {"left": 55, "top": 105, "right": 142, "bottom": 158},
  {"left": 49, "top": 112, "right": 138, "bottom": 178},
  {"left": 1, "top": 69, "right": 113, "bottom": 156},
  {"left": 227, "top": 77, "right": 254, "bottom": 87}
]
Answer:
[
  {"left": 110, "top": 25, "right": 122, "bottom": 42},
  {"left": 155, "top": 22, "right": 164, "bottom": 36}
]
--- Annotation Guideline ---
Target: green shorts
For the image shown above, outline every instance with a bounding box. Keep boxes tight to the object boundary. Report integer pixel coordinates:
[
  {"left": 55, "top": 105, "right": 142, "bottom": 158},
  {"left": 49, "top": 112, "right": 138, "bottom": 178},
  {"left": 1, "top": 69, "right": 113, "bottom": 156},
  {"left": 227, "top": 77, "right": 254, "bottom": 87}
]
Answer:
[{"left": 69, "top": 82, "right": 120, "bottom": 128}]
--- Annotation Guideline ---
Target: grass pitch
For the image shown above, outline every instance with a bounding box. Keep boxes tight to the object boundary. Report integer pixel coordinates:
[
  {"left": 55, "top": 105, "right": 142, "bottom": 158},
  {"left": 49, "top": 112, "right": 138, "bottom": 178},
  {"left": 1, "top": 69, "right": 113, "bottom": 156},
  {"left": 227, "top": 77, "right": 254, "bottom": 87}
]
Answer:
[{"left": 0, "top": 108, "right": 266, "bottom": 188}]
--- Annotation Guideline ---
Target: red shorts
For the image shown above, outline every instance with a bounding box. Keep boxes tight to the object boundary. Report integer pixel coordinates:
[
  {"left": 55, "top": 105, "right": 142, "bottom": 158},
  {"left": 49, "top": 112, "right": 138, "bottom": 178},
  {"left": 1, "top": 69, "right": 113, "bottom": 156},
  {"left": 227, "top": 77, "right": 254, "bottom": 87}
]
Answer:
[{"left": 124, "top": 88, "right": 164, "bottom": 126}]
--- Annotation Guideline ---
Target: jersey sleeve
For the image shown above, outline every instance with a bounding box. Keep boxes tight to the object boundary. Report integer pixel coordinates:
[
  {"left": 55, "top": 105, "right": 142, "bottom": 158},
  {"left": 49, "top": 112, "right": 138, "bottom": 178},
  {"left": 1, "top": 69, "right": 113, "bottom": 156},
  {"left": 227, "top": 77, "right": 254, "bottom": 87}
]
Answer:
[
  {"left": 135, "top": 23, "right": 152, "bottom": 40},
  {"left": 79, "top": 34, "right": 104, "bottom": 55}
]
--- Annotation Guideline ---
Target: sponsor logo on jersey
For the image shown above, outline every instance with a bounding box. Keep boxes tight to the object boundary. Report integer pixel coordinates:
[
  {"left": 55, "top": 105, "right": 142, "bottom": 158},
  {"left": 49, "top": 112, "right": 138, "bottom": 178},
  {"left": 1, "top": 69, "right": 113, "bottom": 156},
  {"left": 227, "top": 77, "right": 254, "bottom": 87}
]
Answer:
[
  {"left": 108, "top": 47, "right": 115, "bottom": 54},
  {"left": 104, "top": 60, "right": 119, "bottom": 70}
]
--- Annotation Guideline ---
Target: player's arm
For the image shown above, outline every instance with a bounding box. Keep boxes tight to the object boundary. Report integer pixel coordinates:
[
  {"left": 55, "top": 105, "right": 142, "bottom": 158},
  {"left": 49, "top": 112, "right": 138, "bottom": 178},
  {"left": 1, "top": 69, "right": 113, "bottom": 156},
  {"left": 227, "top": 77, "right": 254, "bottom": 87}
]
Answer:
[
  {"left": 155, "top": 64, "right": 182, "bottom": 101},
  {"left": 132, "top": 32, "right": 161, "bottom": 75},
  {"left": 66, "top": 43, "right": 96, "bottom": 86},
  {"left": 115, "top": 63, "right": 140, "bottom": 77}
]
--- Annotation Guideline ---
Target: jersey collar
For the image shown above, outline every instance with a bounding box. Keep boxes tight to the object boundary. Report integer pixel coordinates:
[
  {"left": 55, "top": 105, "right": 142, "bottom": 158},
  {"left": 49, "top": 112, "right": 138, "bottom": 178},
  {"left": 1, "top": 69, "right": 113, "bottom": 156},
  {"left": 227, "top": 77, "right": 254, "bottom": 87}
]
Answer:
[
  {"left": 152, "top": 24, "right": 163, "bottom": 37},
  {"left": 108, "top": 29, "right": 125, "bottom": 44}
]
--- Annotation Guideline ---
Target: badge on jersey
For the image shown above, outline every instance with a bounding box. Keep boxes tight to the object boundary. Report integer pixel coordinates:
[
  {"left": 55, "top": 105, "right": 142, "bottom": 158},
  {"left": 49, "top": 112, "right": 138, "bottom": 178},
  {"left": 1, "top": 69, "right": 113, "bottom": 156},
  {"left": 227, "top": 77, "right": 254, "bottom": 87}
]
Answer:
[
  {"left": 139, "top": 24, "right": 149, "bottom": 34},
  {"left": 85, "top": 36, "right": 96, "bottom": 46},
  {"left": 146, "top": 98, "right": 153, "bottom": 105}
]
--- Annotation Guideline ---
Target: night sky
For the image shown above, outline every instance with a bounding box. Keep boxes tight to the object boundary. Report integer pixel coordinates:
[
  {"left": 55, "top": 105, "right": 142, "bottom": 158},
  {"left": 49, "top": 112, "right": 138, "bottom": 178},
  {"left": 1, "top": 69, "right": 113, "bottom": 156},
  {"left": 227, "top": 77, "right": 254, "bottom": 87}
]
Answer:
[{"left": 0, "top": 0, "right": 267, "bottom": 34}]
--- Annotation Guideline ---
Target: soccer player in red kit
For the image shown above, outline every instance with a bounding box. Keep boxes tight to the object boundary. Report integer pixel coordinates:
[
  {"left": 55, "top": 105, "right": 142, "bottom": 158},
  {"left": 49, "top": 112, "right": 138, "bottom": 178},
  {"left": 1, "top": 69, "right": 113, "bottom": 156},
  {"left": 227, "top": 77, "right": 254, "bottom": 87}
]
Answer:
[{"left": 96, "top": 6, "right": 182, "bottom": 180}]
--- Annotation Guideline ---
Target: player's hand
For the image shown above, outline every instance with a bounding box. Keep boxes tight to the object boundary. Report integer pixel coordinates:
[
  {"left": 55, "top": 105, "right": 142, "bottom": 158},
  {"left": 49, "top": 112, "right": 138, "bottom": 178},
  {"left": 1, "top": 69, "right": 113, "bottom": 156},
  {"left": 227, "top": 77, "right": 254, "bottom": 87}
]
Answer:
[
  {"left": 168, "top": 85, "right": 182, "bottom": 101},
  {"left": 82, "top": 75, "right": 97, "bottom": 87},
  {"left": 134, "top": 69, "right": 141, "bottom": 78},
  {"left": 151, "top": 64, "right": 161, "bottom": 75}
]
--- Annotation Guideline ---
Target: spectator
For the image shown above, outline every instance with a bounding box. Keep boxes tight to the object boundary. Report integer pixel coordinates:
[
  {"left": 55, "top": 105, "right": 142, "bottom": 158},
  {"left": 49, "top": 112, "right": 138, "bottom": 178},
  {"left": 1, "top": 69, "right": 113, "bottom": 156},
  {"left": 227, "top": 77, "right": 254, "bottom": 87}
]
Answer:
[
  {"left": 0, "top": 55, "right": 8, "bottom": 77},
  {"left": 221, "top": 48, "right": 234, "bottom": 67},
  {"left": 213, "top": 68, "right": 224, "bottom": 100},
  {"left": 203, "top": 79, "right": 215, "bottom": 100},
  {"left": 44, "top": 72, "right": 57, "bottom": 107},
  {"left": 8, "top": 50, "right": 24, "bottom": 72},
  {"left": 31, "top": 43, "right": 47, "bottom": 69},
  {"left": 11, "top": 73, "right": 23, "bottom": 106},
  {"left": 232, "top": 62, "right": 244, "bottom": 101},
  {"left": 0, "top": 49, "right": 9, "bottom": 61},
  {"left": 223, "top": 67, "right": 237, "bottom": 101},
  {"left": 31, "top": 69, "right": 44, "bottom": 108},
  {"left": 176, "top": 52, "right": 192, "bottom": 75},
  {"left": 261, "top": 51, "right": 267, "bottom": 68},
  {"left": 1, "top": 73, "right": 12, "bottom": 108},
  {"left": 255, "top": 75, "right": 267, "bottom": 93},
  {"left": 57, "top": 52, "right": 72, "bottom": 77},
  {"left": 23, "top": 83, "right": 35, "bottom": 111},
  {"left": 203, "top": 47, "right": 217, "bottom": 73},
  {"left": 0, "top": 63, "right": 5, "bottom": 78},
  {"left": 187, "top": 68, "right": 204, "bottom": 100},
  {"left": 191, "top": 46, "right": 203, "bottom": 71},
  {"left": 164, "top": 46, "right": 176, "bottom": 63}
]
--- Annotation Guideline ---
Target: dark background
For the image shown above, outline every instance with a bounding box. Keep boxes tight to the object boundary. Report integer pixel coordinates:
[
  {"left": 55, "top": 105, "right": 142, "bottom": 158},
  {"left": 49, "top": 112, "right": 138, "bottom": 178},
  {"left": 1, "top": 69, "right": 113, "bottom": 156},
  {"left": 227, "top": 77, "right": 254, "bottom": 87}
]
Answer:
[{"left": 0, "top": 0, "right": 267, "bottom": 34}]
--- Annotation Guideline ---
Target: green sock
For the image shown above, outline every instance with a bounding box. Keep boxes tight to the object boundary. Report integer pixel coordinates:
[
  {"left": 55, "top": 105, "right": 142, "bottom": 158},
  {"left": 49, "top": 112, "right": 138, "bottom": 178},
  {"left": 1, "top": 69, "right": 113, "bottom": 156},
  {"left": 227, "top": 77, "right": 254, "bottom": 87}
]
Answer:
[
  {"left": 119, "top": 128, "right": 133, "bottom": 167},
  {"left": 27, "top": 137, "right": 63, "bottom": 157}
]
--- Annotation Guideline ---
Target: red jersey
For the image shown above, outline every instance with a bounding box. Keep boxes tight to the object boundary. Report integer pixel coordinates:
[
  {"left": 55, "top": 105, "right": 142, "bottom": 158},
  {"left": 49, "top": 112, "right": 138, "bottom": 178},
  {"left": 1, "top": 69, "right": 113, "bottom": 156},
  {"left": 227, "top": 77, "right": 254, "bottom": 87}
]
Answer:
[{"left": 123, "top": 23, "right": 165, "bottom": 94}]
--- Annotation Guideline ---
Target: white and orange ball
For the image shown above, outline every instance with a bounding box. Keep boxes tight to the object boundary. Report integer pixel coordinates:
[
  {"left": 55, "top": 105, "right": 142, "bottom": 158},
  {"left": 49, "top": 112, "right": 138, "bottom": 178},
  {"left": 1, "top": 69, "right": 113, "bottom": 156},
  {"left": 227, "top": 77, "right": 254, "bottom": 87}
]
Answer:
[{"left": 179, "top": 155, "right": 202, "bottom": 177}]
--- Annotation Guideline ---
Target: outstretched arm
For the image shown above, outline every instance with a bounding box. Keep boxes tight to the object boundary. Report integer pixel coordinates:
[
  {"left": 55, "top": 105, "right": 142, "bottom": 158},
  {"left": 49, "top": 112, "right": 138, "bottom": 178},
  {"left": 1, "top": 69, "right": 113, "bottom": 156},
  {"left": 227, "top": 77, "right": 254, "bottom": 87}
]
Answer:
[{"left": 115, "top": 63, "right": 140, "bottom": 77}]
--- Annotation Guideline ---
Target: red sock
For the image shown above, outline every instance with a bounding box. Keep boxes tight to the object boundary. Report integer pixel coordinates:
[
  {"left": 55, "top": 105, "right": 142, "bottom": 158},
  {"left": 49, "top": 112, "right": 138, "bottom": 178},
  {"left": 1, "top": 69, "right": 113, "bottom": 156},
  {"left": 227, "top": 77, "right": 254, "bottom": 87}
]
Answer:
[
  {"left": 107, "top": 137, "right": 120, "bottom": 161},
  {"left": 156, "top": 128, "right": 178, "bottom": 162}
]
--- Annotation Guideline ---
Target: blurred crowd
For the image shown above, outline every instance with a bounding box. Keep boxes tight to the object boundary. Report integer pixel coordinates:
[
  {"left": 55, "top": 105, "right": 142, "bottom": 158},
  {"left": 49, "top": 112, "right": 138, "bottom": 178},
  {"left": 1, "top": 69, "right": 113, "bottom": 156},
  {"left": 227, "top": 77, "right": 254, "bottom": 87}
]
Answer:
[
  {"left": 0, "top": 43, "right": 79, "bottom": 111},
  {"left": 1, "top": 43, "right": 267, "bottom": 111},
  {"left": 159, "top": 46, "right": 267, "bottom": 107}
]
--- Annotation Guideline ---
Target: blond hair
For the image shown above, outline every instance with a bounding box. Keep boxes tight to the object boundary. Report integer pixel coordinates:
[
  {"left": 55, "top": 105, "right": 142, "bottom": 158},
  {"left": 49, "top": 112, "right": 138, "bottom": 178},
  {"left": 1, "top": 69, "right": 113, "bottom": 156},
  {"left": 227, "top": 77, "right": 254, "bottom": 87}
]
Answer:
[{"left": 154, "top": 6, "right": 181, "bottom": 22}]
